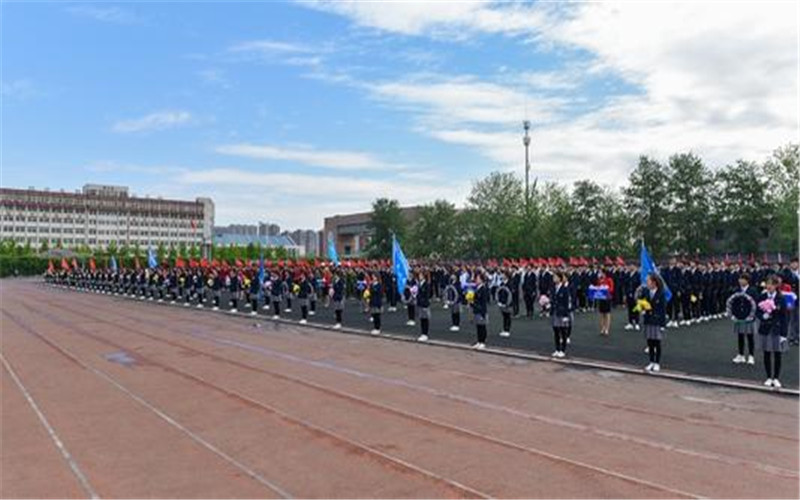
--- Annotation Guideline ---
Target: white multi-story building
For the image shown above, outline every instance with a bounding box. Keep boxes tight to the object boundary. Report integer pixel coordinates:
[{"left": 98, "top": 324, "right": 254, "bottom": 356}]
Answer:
[{"left": 0, "top": 184, "right": 214, "bottom": 251}]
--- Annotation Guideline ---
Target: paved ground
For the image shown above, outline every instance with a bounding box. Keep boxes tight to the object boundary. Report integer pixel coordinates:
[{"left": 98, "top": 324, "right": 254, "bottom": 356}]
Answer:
[{"left": 2, "top": 280, "right": 798, "bottom": 498}]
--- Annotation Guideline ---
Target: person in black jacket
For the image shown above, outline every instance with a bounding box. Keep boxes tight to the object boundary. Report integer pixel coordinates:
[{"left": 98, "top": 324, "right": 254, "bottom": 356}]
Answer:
[
  {"left": 270, "top": 272, "right": 283, "bottom": 319},
  {"left": 298, "top": 274, "right": 312, "bottom": 324},
  {"left": 756, "top": 275, "right": 788, "bottom": 388},
  {"left": 249, "top": 271, "right": 261, "bottom": 315},
  {"left": 332, "top": 273, "right": 345, "bottom": 329},
  {"left": 522, "top": 265, "right": 537, "bottom": 318},
  {"left": 642, "top": 273, "right": 667, "bottom": 372},
  {"left": 471, "top": 272, "right": 489, "bottom": 350},
  {"left": 551, "top": 272, "right": 573, "bottom": 358},
  {"left": 726, "top": 273, "right": 758, "bottom": 365},
  {"left": 369, "top": 273, "right": 383, "bottom": 335},
  {"left": 416, "top": 271, "right": 432, "bottom": 342},
  {"left": 623, "top": 264, "right": 641, "bottom": 330}
]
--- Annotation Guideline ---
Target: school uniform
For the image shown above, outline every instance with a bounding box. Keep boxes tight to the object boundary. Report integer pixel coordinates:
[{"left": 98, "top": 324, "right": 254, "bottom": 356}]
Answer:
[
  {"left": 369, "top": 281, "right": 383, "bottom": 332},
  {"left": 497, "top": 282, "right": 513, "bottom": 334},
  {"left": 727, "top": 285, "right": 758, "bottom": 360},
  {"left": 332, "top": 278, "right": 345, "bottom": 325},
  {"left": 299, "top": 279, "right": 312, "bottom": 320},
  {"left": 472, "top": 283, "right": 489, "bottom": 345},
  {"left": 417, "top": 279, "right": 432, "bottom": 338},
  {"left": 756, "top": 290, "right": 788, "bottom": 383},
  {"left": 551, "top": 283, "right": 572, "bottom": 355},
  {"left": 642, "top": 287, "right": 667, "bottom": 368}
]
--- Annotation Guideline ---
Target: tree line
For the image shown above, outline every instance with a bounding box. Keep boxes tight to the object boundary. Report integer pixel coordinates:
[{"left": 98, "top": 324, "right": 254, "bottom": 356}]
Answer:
[{"left": 366, "top": 144, "right": 799, "bottom": 260}]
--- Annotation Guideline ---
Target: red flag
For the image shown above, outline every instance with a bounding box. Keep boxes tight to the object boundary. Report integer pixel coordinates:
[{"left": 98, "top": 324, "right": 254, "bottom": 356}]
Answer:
[
  {"left": 176, "top": 257, "right": 185, "bottom": 268},
  {"left": 604, "top": 256, "right": 613, "bottom": 266},
  {"left": 615, "top": 256, "right": 625, "bottom": 266},
  {"left": 61, "top": 258, "right": 70, "bottom": 271},
  {"left": 200, "top": 258, "right": 209, "bottom": 268},
  {"left": 235, "top": 258, "right": 244, "bottom": 268},
  {"left": 72, "top": 258, "right": 79, "bottom": 270},
  {"left": 48, "top": 260, "right": 55, "bottom": 273},
  {"left": 89, "top": 258, "right": 96, "bottom": 271}
]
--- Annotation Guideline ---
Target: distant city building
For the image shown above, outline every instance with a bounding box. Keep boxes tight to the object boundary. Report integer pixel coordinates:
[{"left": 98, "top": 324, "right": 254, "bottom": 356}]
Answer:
[
  {"left": 283, "top": 229, "right": 320, "bottom": 257},
  {"left": 260, "top": 222, "right": 281, "bottom": 236},
  {"left": 213, "top": 224, "right": 258, "bottom": 239},
  {"left": 0, "top": 184, "right": 214, "bottom": 251},
  {"left": 322, "top": 206, "right": 421, "bottom": 257},
  {"left": 213, "top": 234, "right": 302, "bottom": 256}
]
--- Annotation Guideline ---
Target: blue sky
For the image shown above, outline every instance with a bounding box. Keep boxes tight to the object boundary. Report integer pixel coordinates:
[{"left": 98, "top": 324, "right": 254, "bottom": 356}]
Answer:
[{"left": 2, "top": 1, "right": 797, "bottom": 228}]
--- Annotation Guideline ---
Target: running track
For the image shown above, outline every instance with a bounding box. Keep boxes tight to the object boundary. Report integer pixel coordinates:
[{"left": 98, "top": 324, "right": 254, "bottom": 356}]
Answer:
[{"left": 2, "top": 280, "right": 798, "bottom": 498}]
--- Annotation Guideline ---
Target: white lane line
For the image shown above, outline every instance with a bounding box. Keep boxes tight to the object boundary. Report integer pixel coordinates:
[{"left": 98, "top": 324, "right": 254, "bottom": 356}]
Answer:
[{"left": 1, "top": 353, "right": 100, "bottom": 499}]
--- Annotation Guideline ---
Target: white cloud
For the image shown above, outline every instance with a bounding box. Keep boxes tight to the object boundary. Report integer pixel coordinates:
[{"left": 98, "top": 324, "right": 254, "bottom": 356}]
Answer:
[
  {"left": 66, "top": 5, "right": 140, "bottom": 24},
  {"left": 228, "top": 40, "right": 318, "bottom": 54},
  {"left": 112, "top": 110, "right": 193, "bottom": 133},
  {"left": 303, "top": 1, "right": 798, "bottom": 185},
  {"left": 215, "top": 143, "right": 398, "bottom": 171},
  {"left": 0, "top": 79, "right": 40, "bottom": 100}
]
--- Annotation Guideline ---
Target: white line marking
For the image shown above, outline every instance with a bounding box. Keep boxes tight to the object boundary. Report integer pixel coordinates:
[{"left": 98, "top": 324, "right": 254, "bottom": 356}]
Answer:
[{"left": 1, "top": 353, "right": 99, "bottom": 499}]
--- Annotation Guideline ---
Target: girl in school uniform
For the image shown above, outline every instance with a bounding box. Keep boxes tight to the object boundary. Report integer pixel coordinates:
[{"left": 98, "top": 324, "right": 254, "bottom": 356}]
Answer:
[
  {"left": 755, "top": 275, "right": 788, "bottom": 388},
  {"left": 471, "top": 272, "right": 489, "bottom": 350},
  {"left": 332, "top": 273, "right": 345, "bottom": 329},
  {"left": 368, "top": 272, "right": 383, "bottom": 335},
  {"left": 496, "top": 272, "right": 513, "bottom": 337},
  {"left": 642, "top": 273, "right": 667, "bottom": 372},
  {"left": 416, "top": 271, "right": 432, "bottom": 342},
  {"left": 726, "top": 273, "right": 758, "bottom": 365},
  {"left": 595, "top": 270, "right": 615, "bottom": 336},
  {"left": 551, "top": 272, "right": 573, "bottom": 358}
]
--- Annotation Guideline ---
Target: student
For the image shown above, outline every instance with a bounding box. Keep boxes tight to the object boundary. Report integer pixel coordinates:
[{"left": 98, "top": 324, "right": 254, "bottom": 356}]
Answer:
[
  {"left": 416, "top": 271, "right": 432, "bottom": 342},
  {"left": 369, "top": 273, "right": 383, "bottom": 335},
  {"left": 332, "top": 273, "right": 345, "bottom": 329},
  {"left": 249, "top": 271, "right": 261, "bottom": 315},
  {"left": 404, "top": 277, "right": 418, "bottom": 326},
  {"left": 755, "top": 275, "right": 788, "bottom": 388},
  {"left": 496, "top": 273, "right": 513, "bottom": 337},
  {"left": 726, "top": 273, "right": 758, "bottom": 365},
  {"left": 444, "top": 274, "right": 462, "bottom": 332},
  {"left": 298, "top": 274, "right": 312, "bottom": 324},
  {"left": 228, "top": 271, "right": 240, "bottom": 313},
  {"left": 522, "top": 264, "right": 537, "bottom": 318},
  {"left": 551, "top": 272, "right": 572, "bottom": 358},
  {"left": 270, "top": 272, "right": 283, "bottom": 319},
  {"left": 624, "top": 263, "right": 641, "bottom": 330},
  {"left": 782, "top": 257, "right": 799, "bottom": 346},
  {"left": 642, "top": 273, "right": 667, "bottom": 372},
  {"left": 595, "top": 269, "right": 614, "bottom": 336},
  {"left": 471, "top": 272, "right": 489, "bottom": 350}
]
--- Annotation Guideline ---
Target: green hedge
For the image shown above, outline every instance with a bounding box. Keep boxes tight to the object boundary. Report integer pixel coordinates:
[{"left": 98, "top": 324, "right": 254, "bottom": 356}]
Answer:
[{"left": 0, "top": 256, "right": 50, "bottom": 278}]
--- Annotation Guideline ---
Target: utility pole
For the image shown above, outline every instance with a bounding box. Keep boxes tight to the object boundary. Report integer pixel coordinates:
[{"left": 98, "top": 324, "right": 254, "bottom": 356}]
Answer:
[{"left": 523, "top": 120, "right": 531, "bottom": 210}]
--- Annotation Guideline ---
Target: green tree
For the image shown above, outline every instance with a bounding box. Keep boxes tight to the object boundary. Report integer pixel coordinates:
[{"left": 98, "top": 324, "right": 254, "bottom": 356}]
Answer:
[
  {"left": 569, "top": 180, "right": 606, "bottom": 257},
  {"left": 366, "top": 198, "right": 407, "bottom": 259},
  {"left": 409, "top": 199, "right": 460, "bottom": 258},
  {"left": 762, "top": 144, "right": 799, "bottom": 252},
  {"left": 38, "top": 239, "right": 50, "bottom": 254},
  {"left": 532, "top": 182, "right": 575, "bottom": 256},
  {"left": 666, "top": 153, "right": 714, "bottom": 255},
  {"left": 623, "top": 156, "right": 671, "bottom": 257},
  {"left": 463, "top": 171, "right": 524, "bottom": 258},
  {"left": 714, "top": 161, "right": 772, "bottom": 253}
]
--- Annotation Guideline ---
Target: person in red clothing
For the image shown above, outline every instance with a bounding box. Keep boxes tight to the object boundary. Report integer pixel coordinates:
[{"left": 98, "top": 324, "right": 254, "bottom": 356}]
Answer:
[{"left": 596, "top": 269, "right": 615, "bottom": 336}]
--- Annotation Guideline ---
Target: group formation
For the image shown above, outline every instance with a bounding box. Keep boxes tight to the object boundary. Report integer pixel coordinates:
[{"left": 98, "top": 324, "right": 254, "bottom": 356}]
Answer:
[{"left": 45, "top": 255, "right": 798, "bottom": 388}]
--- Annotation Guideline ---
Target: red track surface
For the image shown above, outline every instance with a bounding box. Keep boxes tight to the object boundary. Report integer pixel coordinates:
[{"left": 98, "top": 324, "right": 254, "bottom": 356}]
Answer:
[{"left": 2, "top": 281, "right": 798, "bottom": 498}]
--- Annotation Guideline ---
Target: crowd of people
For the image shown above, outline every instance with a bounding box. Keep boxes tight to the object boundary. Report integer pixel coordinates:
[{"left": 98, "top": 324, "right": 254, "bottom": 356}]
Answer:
[{"left": 44, "top": 255, "right": 799, "bottom": 388}]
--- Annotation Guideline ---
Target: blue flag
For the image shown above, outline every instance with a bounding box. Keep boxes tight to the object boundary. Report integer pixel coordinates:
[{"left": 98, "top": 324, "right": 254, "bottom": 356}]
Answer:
[
  {"left": 640, "top": 242, "right": 672, "bottom": 301},
  {"left": 257, "top": 254, "right": 266, "bottom": 299},
  {"left": 109, "top": 255, "right": 118, "bottom": 272},
  {"left": 147, "top": 247, "right": 158, "bottom": 269},
  {"left": 392, "top": 235, "right": 409, "bottom": 295},
  {"left": 327, "top": 232, "right": 339, "bottom": 266}
]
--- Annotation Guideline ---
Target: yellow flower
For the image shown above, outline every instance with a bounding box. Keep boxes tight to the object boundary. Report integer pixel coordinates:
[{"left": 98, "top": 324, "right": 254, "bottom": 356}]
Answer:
[
  {"left": 690, "top": 294, "right": 697, "bottom": 303},
  {"left": 292, "top": 284, "right": 300, "bottom": 294},
  {"left": 634, "top": 298, "right": 652, "bottom": 313},
  {"left": 466, "top": 290, "right": 476, "bottom": 303},
  {"left": 363, "top": 289, "right": 371, "bottom": 300}
]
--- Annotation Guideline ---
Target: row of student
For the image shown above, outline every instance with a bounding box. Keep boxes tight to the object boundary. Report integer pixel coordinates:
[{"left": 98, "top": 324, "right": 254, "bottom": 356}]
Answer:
[{"left": 48, "top": 261, "right": 795, "bottom": 388}]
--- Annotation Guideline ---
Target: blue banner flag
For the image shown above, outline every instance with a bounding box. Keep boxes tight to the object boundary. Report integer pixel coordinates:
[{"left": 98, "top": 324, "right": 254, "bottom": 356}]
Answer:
[
  {"left": 640, "top": 242, "right": 672, "bottom": 301},
  {"left": 327, "top": 232, "right": 339, "bottom": 265},
  {"left": 257, "top": 254, "right": 266, "bottom": 299},
  {"left": 109, "top": 255, "right": 118, "bottom": 272},
  {"left": 392, "top": 235, "right": 410, "bottom": 295},
  {"left": 147, "top": 247, "right": 158, "bottom": 269}
]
